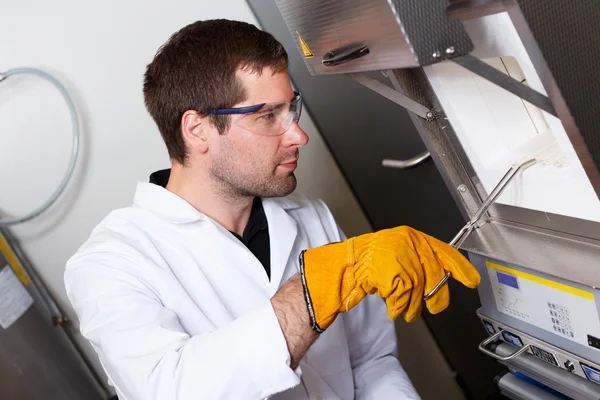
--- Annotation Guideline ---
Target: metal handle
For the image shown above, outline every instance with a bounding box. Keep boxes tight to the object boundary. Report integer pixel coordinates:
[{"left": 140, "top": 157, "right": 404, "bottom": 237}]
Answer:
[
  {"left": 382, "top": 151, "right": 431, "bottom": 169},
  {"left": 322, "top": 45, "right": 370, "bottom": 67},
  {"left": 423, "top": 158, "right": 538, "bottom": 301},
  {"left": 423, "top": 224, "right": 472, "bottom": 301},
  {"left": 479, "top": 331, "right": 531, "bottom": 361}
]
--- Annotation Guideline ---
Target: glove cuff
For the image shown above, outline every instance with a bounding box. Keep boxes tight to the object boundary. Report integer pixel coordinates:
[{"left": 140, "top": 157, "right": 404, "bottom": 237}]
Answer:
[{"left": 299, "top": 249, "right": 325, "bottom": 334}]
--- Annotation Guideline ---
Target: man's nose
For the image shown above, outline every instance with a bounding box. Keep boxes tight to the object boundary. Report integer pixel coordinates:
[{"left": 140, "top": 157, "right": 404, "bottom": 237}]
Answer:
[{"left": 282, "top": 121, "right": 309, "bottom": 148}]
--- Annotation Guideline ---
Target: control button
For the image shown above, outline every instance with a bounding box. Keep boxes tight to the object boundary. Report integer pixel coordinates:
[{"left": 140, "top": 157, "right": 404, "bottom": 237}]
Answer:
[
  {"left": 483, "top": 321, "right": 495, "bottom": 334},
  {"left": 501, "top": 331, "right": 523, "bottom": 347},
  {"left": 588, "top": 334, "right": 600, "bottom": 350},
  {"left": 580, "top": 362, "right": 600, "bottom": 385},
  {"left": 564, "top": 360, "right": 575, "bottom": 372}
]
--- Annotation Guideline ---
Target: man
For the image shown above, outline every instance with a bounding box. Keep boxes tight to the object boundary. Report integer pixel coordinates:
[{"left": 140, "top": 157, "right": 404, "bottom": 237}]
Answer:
[{"left": 64, "top": 19, "right": 480, "bottom": 400}]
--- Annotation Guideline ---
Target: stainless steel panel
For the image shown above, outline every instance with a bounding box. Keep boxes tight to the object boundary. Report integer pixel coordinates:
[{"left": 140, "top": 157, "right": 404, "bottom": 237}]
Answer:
[
  {"left": 464, "top": 220, "right": 600, "bottom": 290},
  {"left": 491, "top": 204, "right": 600, "bottom": 243},
  {"left": 0, "top": 261, "right": 106, "bottom": 399},
  {"left": 274, "top": 0, "right": 474, "bottom": 75},
  {"left": 0, "top": 306, "right": 107, "bottom": 400},
  {"left": 274, "top": 0, "right": 418, "bottom": 75}
]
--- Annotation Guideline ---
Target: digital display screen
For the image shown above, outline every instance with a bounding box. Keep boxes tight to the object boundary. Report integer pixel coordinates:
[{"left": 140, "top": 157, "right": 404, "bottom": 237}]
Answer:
[{"left": 497, "top": 271, "right": 519, "bottom": 289}]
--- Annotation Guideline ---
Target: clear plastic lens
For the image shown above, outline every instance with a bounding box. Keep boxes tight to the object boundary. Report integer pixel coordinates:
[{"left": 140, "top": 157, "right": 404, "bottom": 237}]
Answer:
[{"left": 235, "top": 95, "right": 302, "bottom": 136}]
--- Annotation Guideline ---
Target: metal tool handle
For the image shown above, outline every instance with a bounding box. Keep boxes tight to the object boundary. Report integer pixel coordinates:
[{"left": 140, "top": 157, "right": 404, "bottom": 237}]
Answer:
[
  {"left": 322, "top": 45, "right": 370, "bottom": 66},
  {"left": 382, "top": 151, "right": 431, "bottom": 169},
  {"left": 471, "top": 158, "right": 536, "bottom": 224},
  {"left": 422, "top": 158, "right": 537, "bottom": 301},
  {"left": 479, "top": 331, "right": 531, "bottom": 361}
]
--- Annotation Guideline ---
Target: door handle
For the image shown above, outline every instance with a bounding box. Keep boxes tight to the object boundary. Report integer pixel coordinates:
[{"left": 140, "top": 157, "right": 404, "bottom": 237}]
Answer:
[
  {"left": 479, "top": 331, "right": 531, "bottom": 362},
  {"left": 382, "top": 151, "right": 431, "bottom": 169},
  {"left": 322, "top": 45, "right": 370, "bottom": 67}
]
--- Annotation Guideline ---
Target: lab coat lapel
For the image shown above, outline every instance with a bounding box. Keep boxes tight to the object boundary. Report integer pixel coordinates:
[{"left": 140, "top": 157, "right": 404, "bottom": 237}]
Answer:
[
  {"left": 205, "top": 218, "right": 273, "bottom": 297},
  {"left": 262, "top": 198, "right": 299, "bottom": 294}
]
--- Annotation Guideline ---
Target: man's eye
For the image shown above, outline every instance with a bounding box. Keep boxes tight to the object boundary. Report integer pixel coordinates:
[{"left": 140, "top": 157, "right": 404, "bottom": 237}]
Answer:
[{"left": 259, "top": 113, "right": 276, "bottom": 122}]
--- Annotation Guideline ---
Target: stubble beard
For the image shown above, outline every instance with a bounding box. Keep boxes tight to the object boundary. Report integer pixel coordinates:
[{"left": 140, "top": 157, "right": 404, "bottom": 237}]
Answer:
[{"left": 210, "top": 160, "right": 297, "bottom": 201}]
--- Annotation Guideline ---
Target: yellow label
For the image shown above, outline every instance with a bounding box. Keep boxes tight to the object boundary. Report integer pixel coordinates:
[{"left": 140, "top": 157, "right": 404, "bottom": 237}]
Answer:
[
  {"left": 486, "top": 261, "right": 593, "bottom": 300},
  {"left": 296, "top": 31, "right": 314, "bottom": 59},
  {"left": 0, "top": 232, "right": 31, "bottom": 286}
]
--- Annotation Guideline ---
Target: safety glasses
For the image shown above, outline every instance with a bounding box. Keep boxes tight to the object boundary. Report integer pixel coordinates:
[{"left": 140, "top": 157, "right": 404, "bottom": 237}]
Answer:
[{"left": 206, "top": 92, "right": 302, "bottom": 136}]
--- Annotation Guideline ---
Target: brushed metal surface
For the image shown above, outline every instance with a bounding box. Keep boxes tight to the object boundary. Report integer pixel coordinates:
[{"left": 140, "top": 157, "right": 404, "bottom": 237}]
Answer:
[
  {"left": 0, "top": 254, "right": 106, "bottom": 399},
  {"left": 0, "top": 306, "right": 106, "bottom": 400},
  {"left": 463, "top": 219, "right": 600, "bottom": 290},
  {"left": 491, "top": 204, "right": 600, "bottom": 242},
  {"left": 275, "top": 0, "right": 417, "bottom": 75}
]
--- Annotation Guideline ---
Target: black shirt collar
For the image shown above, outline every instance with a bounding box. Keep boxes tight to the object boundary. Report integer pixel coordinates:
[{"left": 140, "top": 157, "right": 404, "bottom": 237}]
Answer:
[{"left": 149, "top": 168, "right": 171, "bottom": 187}]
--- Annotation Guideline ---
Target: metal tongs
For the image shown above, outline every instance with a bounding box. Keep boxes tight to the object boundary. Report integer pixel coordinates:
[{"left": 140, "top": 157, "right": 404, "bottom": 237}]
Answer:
[{"left": 423, "top": 158, "right": 537, "bottom": 301}]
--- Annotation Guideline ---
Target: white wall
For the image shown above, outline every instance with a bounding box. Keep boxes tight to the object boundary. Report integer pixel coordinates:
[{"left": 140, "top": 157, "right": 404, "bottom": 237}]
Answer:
[{"left": 0, "top": 1, "right": 461, "bottom": 399}]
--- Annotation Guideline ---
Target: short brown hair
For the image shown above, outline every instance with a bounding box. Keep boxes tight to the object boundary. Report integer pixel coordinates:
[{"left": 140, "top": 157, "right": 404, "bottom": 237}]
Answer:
[{"left": 143, "top": 19, "right": 289, "bottom": 164}]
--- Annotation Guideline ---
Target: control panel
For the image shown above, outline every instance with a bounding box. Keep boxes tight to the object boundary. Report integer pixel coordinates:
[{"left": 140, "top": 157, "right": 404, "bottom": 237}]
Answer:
[
  {"left": 486, "top": 261, "right": 600, "bottom": 349},
  {"left": 478, "top": 312, "right": 600, "bottom": 387}
]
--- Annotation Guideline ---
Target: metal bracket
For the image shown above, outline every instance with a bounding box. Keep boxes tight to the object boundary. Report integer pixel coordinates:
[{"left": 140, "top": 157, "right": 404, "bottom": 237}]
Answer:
[
  {"left": 456, "top": 184, "right": 484, "bottom": 222},
  {"left": 348, "top": 72, "right": 434, "bottom": 120},
  {"left": 453, "top": 54, "right": 557, "bottom": 117}
]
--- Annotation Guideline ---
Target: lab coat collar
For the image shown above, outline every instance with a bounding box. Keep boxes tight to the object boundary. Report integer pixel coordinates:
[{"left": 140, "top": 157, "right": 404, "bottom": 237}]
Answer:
[
  {"left": 133, "top": 182, "right": 207, "bottom": 223},
  {"left": 134, "top": 182, "right": 302, "bottom": 292},
  {"left": 133, "top": 182, "right": 302, "bottom": 224}
]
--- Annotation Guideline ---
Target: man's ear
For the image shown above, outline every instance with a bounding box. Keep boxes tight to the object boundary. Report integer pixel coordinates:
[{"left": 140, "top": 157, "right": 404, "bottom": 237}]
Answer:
[{"left": 181, "top": 110, "right": 209, "bottom": 153}]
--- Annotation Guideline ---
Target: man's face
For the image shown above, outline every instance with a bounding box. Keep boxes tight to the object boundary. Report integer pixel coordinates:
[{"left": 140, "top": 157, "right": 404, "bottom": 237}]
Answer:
[{"left": 208, "top": 67, "right": 309, "bottom": 199}]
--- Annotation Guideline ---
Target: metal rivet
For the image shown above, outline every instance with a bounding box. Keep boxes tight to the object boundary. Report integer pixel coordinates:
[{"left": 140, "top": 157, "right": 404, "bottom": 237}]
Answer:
[
  {"left": 458, "top": 184, "right": 467, "bottom": 193},
  {"left": 432, "top": 51, "right": 441, "bottom": 58},
  {"left": 426, "top": 111, "right": 434, "bottom": 119},
  {"left": 446, "top": 46, "right": 455, "bottom": 55}
]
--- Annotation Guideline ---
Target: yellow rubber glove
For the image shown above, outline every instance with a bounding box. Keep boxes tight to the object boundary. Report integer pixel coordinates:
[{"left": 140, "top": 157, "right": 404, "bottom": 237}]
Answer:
[{"left": 300, "top": 226, "right": 480, "bottom": 333}]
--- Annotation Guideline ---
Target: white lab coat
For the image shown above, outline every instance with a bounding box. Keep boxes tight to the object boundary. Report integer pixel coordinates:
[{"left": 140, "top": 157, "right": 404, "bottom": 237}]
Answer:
[{"left": 64, "top": 182, "right": 420, "bottom": 400}]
